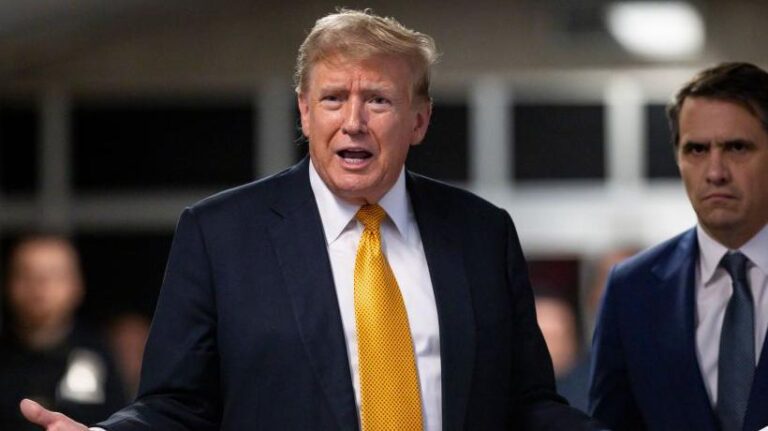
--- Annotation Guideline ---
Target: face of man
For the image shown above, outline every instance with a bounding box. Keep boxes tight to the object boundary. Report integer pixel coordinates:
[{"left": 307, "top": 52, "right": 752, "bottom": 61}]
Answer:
[
  {"left": 7, "top": 240, "right": 83, "bottom": 330},
  {"left": 677, "top": 97, "right": 768, "bottom": 248},
  {"left": 298, "top": 53, "right": 431, "bottom": 205},
  {"left": 534, "top": 297, "right": 577, "bottom": 377}
]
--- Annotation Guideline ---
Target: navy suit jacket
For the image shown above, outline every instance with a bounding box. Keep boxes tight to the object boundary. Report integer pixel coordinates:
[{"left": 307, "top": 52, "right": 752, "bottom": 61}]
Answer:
[
  {"left": 590, "top": 228, "right": 768, "bottom": 431},
  {"left": 98, "top": 158, "right": 597, "bottom": 430}
]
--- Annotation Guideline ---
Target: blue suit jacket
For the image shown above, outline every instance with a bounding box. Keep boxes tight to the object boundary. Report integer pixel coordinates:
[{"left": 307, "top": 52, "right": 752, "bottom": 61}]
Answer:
[
  {"left": 590, "top": 228, "right": 768, "bottom": 431},
  {"left": 98, "top": 158, "right": 597, "bottom": 430}
]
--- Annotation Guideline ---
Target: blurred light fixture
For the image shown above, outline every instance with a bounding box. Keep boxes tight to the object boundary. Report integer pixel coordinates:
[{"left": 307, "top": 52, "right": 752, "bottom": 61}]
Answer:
[{"left": 606, "top": 1, "right": 705, "bottom": 60}]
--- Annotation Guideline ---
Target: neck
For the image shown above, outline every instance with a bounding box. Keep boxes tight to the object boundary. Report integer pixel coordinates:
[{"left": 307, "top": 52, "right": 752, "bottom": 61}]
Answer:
[
  {"left": 336, "top": 189, "right": 386, "bottom": 207},
  {"left": 704, "top": 224, "right": 764, "bottom": 250}
]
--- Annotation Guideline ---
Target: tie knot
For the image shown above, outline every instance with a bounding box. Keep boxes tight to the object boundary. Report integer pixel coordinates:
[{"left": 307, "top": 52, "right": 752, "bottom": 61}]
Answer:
[
  {"left": 356, "top": 204, "right": 386, "bottom": 230},
  {"left": 721, "top": 251, "right": 749, "bottom": 283}
]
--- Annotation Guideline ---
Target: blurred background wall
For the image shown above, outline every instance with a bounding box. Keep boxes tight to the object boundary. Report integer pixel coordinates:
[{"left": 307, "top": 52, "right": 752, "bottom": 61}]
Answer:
[{"left": 0, "top": 0, "right": 766, "bottom": 354}]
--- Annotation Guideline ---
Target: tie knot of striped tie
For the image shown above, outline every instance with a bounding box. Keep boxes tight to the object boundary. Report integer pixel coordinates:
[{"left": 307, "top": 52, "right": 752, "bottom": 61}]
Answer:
[
  {"left": 721, "top": 251, "right": 749, "bottom": 284},
  {"left": 356, "top": 204, "right": 386, "bottom": 231}
]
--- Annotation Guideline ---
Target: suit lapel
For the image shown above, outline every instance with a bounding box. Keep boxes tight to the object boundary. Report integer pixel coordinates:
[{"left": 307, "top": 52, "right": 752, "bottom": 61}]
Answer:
[
  {"left": 408, "top": 173, "right": 475, "bottom": 431},
  {"left": 650, "top": 229, "right": 718, "bottom": 431},
  {"left": 267, "top": 159, "right": 359, "bottom": 431}
]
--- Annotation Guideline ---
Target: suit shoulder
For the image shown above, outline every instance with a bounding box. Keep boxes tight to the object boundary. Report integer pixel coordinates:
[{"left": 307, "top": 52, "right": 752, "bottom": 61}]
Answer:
[
  {"left": 187, "top": 164, "right": 299, "bottom": 217},
  {"left": 611, "top": 229, "right": 695, "bottom": 281},
  {"left": 408, "top": 172, "right": 506, "bottom": 218}
]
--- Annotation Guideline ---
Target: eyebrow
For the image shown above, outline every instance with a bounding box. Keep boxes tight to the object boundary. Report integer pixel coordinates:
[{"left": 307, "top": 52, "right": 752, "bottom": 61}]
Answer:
[
  {"left": 681, "top": 138, "right": 754, "bottom": 148},
  {"left": 721, "top": 138, "right": 754, "bottom": 146},
  {"left": 317, "top": 81, "right": 396, "bottom": 92}
]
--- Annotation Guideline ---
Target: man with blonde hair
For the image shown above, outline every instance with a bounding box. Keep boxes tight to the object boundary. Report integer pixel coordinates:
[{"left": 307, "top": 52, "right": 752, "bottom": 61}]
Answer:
[{"left": 22, "top": 10, "right": 598, "bottom": 430}]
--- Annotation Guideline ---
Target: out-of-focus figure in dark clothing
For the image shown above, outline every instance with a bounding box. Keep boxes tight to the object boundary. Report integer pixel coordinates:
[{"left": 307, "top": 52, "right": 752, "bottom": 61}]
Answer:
[
  {"left": 108, "top": 312, "right": 150, "bottom": 399},
  {"left": 556, "top": 247, "right": 639, "bottom": 412},
  {"left": 535, "top": 294, "right": 579, "bottom": 379},
  {"left": 0, "top": 235, "right": 126, "bottom": 430}
]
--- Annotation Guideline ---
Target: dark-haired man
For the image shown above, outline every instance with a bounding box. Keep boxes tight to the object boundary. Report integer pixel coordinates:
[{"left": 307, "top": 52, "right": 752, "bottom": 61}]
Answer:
[{"left": 590, "top": 62, "right": 768, "bottom": 431}]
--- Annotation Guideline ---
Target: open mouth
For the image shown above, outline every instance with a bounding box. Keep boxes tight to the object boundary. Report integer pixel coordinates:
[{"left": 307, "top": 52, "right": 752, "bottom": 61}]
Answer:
[{"left": 337, "top": 149, "right": 373, "bottom": 164}]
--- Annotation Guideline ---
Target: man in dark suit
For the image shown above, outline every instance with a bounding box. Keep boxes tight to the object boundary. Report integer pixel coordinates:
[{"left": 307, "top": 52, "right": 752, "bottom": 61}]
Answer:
[
  {"left": 22, "top": 9, "right": 598, "bottom": 430},
  {"left": 590, "top": 62, "right": 768, "bottom": 431}
]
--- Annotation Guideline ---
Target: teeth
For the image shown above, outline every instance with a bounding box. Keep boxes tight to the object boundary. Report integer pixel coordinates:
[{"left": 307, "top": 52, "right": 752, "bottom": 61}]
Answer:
[
  {"left": 338, "top": 149, "right": 371, "bottom": 160},
  {"left": 343, "top": 157, "right": 367, "bottom": 164}
]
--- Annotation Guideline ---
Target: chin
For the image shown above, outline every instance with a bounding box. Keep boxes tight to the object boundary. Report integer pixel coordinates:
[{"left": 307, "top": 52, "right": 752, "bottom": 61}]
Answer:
[
  {"left": 334, "top": 175, "right": 376, "bottom": 192},
  {"left": 331, "top": 185, "right": 373, "bottom": 203},
  {"left": 700, "top": 216, "right": 742, "bottom": 233}
]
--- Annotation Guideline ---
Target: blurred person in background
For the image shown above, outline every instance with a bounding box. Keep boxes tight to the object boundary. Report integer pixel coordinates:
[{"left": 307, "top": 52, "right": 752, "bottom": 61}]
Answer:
[
  {"left": 534, "top": 293, "right": 580, "bottom": 379},
  {"left": 582, "top": 248, "right": 640, "bottom": 338},
  {"left": 107, "top": 313, "right": 150, "bottom": 399},
  {"left": 555, "top": 247, "right": 638, "bottom": 412},
  {"left": 0, "top": 234, "right": 126, "bottom": 430},
  {"left": 591, "top": 62, "right": 768, "bottom": 431}
]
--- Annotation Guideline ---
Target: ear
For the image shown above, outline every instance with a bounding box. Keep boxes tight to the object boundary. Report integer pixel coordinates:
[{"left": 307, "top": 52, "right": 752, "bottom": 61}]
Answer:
[
  {"left": 410, "top": 100, "right": 432, "bottom": 146},
  {"left": 298, "top": 93, "right": 310, "bottom": 138}
]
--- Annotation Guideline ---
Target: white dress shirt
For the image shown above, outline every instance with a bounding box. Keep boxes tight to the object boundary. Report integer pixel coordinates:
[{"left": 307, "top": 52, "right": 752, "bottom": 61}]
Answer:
[
  {"left": 695, "top": 223, "right": 768, "bottom": 406},
  {"left": 309, "top": 160, "right": 442, "bottom": 431}
]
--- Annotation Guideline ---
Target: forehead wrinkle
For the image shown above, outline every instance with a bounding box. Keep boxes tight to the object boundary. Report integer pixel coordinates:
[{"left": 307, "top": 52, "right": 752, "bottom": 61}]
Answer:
[
  {"left": 683, "top": 125, "right": 761, "bottom": 144},
  {"left": 681, "top": 108, "right": 766, "bottom": 144},
  {"left": 682, "top": 132, "right": 754, "bottom": 144},
  {"left": 313, "top": 54, "right": 409, "bottom": 88}
]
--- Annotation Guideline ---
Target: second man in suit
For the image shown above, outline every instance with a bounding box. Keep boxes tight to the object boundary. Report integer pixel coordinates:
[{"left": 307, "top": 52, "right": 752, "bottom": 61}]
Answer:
[{"left": 590, "top": 62, "right": 768, "bottom": 431}]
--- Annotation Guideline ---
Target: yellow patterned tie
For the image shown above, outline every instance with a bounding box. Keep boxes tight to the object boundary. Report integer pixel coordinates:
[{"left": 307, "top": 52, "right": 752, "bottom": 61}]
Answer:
[{"left": 354, "top": 204, "right": 423, "bottom": 431}]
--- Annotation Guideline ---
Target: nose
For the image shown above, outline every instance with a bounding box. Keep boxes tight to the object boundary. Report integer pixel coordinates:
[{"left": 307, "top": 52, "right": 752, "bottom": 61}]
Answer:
[
  {"left": 705, "top": 149, "right": 730, "bottom": 185},
  {"left": 341, "top": 97, "right": 367, "bottom": 135}
]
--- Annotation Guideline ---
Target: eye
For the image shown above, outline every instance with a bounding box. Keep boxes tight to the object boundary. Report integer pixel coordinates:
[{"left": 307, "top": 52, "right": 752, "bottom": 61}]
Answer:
[
  {"left": 368, "top": 96, "right": 391, "bottom": 106},
  {"left": 319, "top": 94, "right": 343, "bottom": 109},
  {"left": 725, "top": 140, "right": 751, "bottom": 152},
  {"left": 682, "top": 142, "right": 708, "bottom": 155}
]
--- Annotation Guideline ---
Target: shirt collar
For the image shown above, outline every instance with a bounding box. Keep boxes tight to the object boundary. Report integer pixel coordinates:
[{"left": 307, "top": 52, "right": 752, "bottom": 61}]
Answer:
[
  {"left": 309, "top": 159, "right": 410, "bottom": 245},
  {"left": 696, "top": 226, "right": 729, "bottom": 286},
  {"left": 697, "top": 223, "right": 768, "bottom": 285},
  {"left": 740, "top": 223, "right": 768, "bottom": 275}
]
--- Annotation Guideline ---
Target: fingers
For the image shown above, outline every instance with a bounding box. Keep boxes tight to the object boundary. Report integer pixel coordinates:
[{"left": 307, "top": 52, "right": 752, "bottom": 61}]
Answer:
[
  {"left": 20, "top": 399, "right": 56, "bottom": 425},
  {"left": 19, "top": 398, "right": 87, "bottom": 430}
]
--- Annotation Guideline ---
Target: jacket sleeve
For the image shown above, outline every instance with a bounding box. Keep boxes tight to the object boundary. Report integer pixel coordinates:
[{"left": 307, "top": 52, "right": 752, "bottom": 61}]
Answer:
[
  {"left": 589, "top": 266, "right": 645, "bottom": 431},
  {"left": 95, "top": 208, "right": 221, "bottom": 431}
]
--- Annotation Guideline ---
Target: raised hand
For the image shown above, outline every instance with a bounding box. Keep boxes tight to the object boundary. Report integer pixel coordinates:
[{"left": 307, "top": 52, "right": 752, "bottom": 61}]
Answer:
[{"left": 19, "top": 399, "right": 90, "bottom": 430}]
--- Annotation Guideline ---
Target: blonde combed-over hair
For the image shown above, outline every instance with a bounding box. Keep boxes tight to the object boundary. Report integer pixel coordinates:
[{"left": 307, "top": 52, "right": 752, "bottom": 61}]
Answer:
[{"left": 294, "top": 9, "right": 438, "bottom": 102}]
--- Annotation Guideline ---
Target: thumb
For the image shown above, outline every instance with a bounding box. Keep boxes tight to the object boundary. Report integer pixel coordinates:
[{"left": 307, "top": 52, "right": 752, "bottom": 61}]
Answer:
[
  {"left": 19, "top": 398, "right": 88, "bottom": 431},
  {"left": 20, "top": 398, "right": 60, "bottom": 425},
  {"left": 20, "top": 398, "right": 88, "bottom": 430}
]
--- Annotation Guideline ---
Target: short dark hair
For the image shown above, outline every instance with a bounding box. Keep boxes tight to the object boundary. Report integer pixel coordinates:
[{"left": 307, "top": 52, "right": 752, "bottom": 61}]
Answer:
[{"left": 667, "top": 62, "right": 768, "bottom": 147}]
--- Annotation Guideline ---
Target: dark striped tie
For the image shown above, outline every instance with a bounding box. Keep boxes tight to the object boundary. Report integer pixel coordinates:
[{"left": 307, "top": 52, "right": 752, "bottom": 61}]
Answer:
[{"left": 717, "top": 251, "right": 754, "bottom": 431}]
